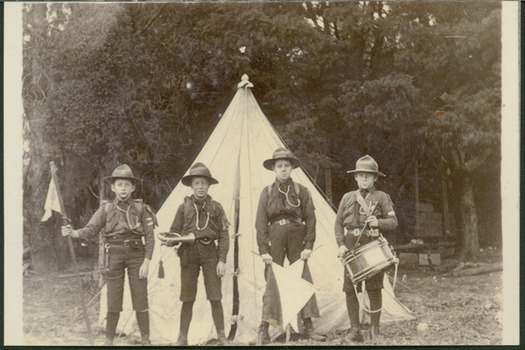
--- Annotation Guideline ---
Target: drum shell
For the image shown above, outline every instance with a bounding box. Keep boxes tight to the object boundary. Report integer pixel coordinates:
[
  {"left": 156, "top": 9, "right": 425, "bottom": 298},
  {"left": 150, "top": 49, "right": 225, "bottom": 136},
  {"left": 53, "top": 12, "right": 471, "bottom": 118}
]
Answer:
[{"left": 343, "top": 237, "right": 397, "bottom": 284}]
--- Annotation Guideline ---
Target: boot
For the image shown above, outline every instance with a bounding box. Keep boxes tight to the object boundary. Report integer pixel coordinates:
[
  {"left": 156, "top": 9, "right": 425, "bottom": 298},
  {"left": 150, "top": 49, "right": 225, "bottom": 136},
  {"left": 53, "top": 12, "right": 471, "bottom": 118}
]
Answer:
[
  {"left": 349, "top": 328, "right": 363, "bottom": 343},
  {"left": 136, "top": 310, "right": 151, "bottom": 345},
  {"left": 174, "top": 334, "right": 188, "bottom": 346},
  {"left": 303, "top": 318, "right": 325, "bottom": 341},
  {"left": 370, "top": 324, "right": 381, "bottom": 339},
  {"left": 105, "top": 312, "right": 120, "bottom": 346},
  {"left": 257, "top": 322, "right": 271, "bottom": 345},
  {"left": 216, "top": 330, "right": 228, "bottom": 346}
]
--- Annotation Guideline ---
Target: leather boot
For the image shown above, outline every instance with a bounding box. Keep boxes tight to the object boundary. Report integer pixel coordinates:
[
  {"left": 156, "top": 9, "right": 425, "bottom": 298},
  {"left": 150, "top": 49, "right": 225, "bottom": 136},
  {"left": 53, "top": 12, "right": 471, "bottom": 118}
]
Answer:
[
  {"left": 303, "top": 318, "right": 325, "bottom": 341},
  {"left": 174, "top": 334, "right": 188, "bottom": 346},
  {"left": 257, "top": 322, "right": 271, "bottom": 345},
  {"left": 105, "top": 312, "right": 119, "bottom": 346},
  {"left": 216, "top": 330, "right": 228, "bottom": 346},
  {"left": 370, "top": 324, "right": 381, "bottom": 339},
  {"left": 349, "top": 328, "right": 363, "bottom": 343},
  {"left": 136, "top": 311, "right": 151, "bottom": 345}
]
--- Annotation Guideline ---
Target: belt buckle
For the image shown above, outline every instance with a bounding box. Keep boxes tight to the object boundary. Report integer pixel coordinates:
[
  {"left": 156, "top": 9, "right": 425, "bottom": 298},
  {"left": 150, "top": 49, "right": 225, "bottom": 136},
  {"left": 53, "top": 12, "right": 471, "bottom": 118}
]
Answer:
[
  {"left": 278, "top": 219, "right": 286, "bottom": 226},
  {"left": 200, "top": 237, "right": 212, "bottom": 245}
]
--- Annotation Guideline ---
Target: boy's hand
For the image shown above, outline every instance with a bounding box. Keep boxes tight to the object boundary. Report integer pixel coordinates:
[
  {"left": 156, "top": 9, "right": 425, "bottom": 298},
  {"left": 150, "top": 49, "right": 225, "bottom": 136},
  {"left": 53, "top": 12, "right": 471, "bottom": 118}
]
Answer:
[
  {"left": 261, "top": 253, "right": 273, "bottom": 265},
  {"left": 61, "top": 225, "right": 79, "bottom": 238},
  {"left": 139, "top": 258, "right": 150, "bottom": 279},
  {"left": 338, "top": 245, "right": 348, "bottom": 258},
  {"left": 300, "top": 249, "right": 312, "bottom": 260},
  {"left": 365, "top": 215, "right": 379, "bottom": 228},
  {"left": 216, "top": 261, "right": 226, "bottom": 277}
]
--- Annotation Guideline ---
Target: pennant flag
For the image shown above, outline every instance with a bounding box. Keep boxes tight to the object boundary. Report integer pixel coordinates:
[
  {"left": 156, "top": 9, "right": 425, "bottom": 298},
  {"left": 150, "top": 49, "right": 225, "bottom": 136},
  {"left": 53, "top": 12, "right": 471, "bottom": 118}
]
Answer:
[
  {"left": 264, "top": 262, "right": 317, "bottom": 332},
  {"left": 41, "top": 178, "right": 62, "bottom": 221}
]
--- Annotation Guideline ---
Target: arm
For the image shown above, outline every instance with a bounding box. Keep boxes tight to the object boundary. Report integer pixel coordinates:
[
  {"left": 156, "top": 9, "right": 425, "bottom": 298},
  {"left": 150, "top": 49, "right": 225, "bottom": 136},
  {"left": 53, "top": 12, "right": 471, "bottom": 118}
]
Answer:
[
  {"left": 334, "top": 193, "right": 348, "bottom": 247},
  {"left": 216, "top": 203, "right": 230, "bottom": 263},
  {"left": 142, "top": 205, "right": 156, "bottom": 260},
  {"left": 169, "top": 204, "right": 185, "bottom": 234},
  {"left": 377, "top": 194, "right": 398, "bottom": 232},
  {"left": 301, "top": 187, "right": 316, "bottom": 250},
  {"left": 255, "top": 188, "right": 271, "bottom": 255},
  {"left": 76, "top": 206, "right": 107, "bottom": 240}
]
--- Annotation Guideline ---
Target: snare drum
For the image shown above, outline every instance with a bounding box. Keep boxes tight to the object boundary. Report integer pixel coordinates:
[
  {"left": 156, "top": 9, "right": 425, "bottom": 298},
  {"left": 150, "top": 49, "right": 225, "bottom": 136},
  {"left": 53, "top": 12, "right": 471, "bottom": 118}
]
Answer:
[{"left": 342, "top": 236, "right": 398, "bottom": 284}]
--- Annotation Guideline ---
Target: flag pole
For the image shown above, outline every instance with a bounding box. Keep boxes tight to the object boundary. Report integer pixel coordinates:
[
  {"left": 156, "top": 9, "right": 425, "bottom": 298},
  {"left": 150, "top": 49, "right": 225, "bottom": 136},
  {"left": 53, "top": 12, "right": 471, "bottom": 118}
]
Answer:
[{"left": 49, "top": 161, "right": 94, "bottom": 345}]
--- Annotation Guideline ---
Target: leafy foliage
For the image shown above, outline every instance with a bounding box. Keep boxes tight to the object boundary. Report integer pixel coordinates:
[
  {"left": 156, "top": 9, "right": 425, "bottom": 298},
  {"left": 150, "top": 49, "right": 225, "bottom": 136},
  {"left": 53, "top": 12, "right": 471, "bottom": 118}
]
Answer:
[{"left": 22, "top": 2, "right": 501, "bottom": 269}]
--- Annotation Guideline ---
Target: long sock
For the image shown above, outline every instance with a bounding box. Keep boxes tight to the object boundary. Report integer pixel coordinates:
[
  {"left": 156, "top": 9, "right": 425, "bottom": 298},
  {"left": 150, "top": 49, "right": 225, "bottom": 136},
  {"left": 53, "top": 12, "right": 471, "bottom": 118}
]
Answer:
[
  {"left": 136, "top": 310, "right": 150, "bottom": 339},
  {"left": 210, "top": 300, "right": 225, "bottom": 333},
  {"left": 345, "top": 292, "right": 360, "bottom": 330},
  {"left": 179, "top": 301, "right": 194, "bottom": 338},
  {"left": 368, "top": 289, "right": 382, "bottom": 327},
  {"left": 106, "top": 312, "right": 120, "bottom": 340}
]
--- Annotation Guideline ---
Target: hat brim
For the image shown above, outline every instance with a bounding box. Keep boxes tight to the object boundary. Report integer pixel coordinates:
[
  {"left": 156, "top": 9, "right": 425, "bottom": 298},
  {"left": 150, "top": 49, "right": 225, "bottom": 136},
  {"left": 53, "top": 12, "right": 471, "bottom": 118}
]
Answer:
[
  {"left": 346, "top": 169, "right": 386, "bottom": 177},
  {"left": 181, "top": 174, "right": 219, "bottom": 187},
  {"left": 263, "top": 157, "right": 301, "bottom": 171},
  {"left": 104, "top": 176, "right": 143, "bottom": 184}
]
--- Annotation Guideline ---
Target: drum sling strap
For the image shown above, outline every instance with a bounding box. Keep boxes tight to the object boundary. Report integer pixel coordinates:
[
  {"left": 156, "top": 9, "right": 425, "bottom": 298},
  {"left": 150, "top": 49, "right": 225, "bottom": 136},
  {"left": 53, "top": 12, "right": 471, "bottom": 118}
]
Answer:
[{"left": 354, "top": 192, "right": 378, "bottom": 248}]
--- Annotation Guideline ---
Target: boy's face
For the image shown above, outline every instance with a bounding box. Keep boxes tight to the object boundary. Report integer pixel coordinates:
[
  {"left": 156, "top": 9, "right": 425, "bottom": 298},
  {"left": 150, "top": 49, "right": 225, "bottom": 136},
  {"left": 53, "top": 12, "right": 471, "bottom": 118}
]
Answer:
[
  {"left": 111, "top": 179, "right": 135, "bottom": 201},
  {"left": 354, "top": 172, "right": 377, "bottom": 190},
  {"left": 191, "top": 177, "right": 210, "bottom": 199},
  {"left": 273, "top": 159, "right": 292, "bottom": 182}
]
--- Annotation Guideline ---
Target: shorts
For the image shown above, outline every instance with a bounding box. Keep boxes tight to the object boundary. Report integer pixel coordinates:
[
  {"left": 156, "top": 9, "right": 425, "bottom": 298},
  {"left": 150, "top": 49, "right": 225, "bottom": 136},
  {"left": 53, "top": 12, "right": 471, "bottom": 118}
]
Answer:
[
  {"left": 179, "top": 241, "right": 222, "bottom": 302},
  {"left": 105, "top": 243, "right": 148, "bottom": 313}
]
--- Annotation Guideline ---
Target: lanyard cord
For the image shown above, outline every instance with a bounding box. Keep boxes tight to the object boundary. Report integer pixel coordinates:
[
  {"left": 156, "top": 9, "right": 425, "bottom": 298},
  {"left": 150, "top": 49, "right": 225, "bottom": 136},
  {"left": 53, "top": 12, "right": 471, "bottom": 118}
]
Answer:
[
  {"left": 116, "top": 203, "right": 140, "bottom": 230},
  {"left": 277, "top": 185, "right": 301, "bottom": 208},
  {"left": 193, "top": 203, "right": 210, "bottom": 231}
]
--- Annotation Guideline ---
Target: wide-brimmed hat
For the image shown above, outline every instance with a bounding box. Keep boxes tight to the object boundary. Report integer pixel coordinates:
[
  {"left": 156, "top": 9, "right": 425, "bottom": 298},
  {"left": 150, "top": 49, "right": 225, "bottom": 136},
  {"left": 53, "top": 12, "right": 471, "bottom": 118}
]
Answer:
[
  {"left": 346, "top": 155, "right": 386, "bottom": 177},
  {"left": 105, "top": 164, "right": 142, "bottom": 184},
  {"left": 181, "top": 162, "right": 219, "bottom": 186},
  {"left": 263, "top": 147, "right": 301, "bottom": 170}
]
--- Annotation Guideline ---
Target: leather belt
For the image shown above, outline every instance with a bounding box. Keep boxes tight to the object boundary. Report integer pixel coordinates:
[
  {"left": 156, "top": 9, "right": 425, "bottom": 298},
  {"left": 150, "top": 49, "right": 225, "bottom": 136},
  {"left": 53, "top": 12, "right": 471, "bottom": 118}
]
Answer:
[
  {"left": 271, "top": 218, "right": 301, "bottom": 226},
  {"left": 197, "top": 237, "right": 213, "bottom": 245},
  {"left": 106, "top": 238, "right": 143, "bottom": 248}
]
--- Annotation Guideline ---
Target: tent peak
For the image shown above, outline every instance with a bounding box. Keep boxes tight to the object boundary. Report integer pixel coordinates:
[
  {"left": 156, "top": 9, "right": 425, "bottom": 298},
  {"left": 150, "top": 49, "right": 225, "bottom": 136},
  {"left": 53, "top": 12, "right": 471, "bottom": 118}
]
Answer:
[{"left": 237, "top": 74, "right": 254, "bottom": 89}]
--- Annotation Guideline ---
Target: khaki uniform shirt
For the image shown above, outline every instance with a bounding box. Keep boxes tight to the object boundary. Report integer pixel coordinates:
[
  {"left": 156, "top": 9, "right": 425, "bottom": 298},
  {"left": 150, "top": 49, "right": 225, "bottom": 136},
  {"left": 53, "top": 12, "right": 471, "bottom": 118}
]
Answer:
[{"left": 77, "top": 197, "right": 155, "bottom": 259}]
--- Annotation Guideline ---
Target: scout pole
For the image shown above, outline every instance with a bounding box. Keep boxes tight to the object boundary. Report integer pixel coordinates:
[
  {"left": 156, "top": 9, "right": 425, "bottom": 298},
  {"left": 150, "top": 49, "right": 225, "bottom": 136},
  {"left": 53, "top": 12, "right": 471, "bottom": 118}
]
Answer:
[{"left": 50, "top": 161, "right": 94, "bottom": 345}]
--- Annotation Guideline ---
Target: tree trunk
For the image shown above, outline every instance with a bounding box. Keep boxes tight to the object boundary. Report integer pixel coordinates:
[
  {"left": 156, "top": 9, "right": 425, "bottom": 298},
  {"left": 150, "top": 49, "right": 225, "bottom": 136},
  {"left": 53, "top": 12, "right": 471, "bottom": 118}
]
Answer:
[
  {"left": 325, "top": 167, "right": 332, "bottom": 202},
  {"left": 441, "top": 169, "right": 450, "bottom": 239},
  {"left": 458, "top": 175, "right": 480, "bottom": 259},
  {"left": 97, "top": 171, "right": 105, "bottom": 287}
]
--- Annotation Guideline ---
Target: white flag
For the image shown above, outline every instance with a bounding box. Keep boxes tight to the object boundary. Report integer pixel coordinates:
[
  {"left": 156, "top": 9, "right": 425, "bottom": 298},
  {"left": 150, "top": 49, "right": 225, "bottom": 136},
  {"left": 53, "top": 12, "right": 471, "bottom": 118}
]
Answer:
[{"left": 41, "top": 179, "right": 62, "bottom": 221}]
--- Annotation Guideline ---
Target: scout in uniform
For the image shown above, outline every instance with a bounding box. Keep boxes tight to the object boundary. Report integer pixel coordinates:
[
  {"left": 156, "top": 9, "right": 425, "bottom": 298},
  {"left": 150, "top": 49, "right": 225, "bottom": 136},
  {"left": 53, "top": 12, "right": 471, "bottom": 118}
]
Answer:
[
  {"left": 169, "top": 162, "right": 229, "bottom": 346},
  {"left": 61, "top": 164, "right": 156, "bottom": 346},
  {"left": 334, "top": 155, "right": 398, "bottom": 342},
  {"left": 255, "top": 147, "right": 321, "bottom": 344}
]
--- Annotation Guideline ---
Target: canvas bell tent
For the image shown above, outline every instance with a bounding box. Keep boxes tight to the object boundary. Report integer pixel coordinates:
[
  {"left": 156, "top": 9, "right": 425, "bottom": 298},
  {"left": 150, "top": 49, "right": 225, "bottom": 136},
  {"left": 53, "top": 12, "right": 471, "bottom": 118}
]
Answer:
[{"left": 98, "top": 75, "right": 414, "bottom": 345}]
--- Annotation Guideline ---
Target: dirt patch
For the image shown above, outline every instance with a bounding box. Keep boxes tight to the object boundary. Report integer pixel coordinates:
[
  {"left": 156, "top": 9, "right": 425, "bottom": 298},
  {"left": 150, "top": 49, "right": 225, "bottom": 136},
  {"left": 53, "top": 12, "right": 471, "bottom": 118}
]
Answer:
[{"left": 23, "top": 253, "right": 502, "bottom": 346}]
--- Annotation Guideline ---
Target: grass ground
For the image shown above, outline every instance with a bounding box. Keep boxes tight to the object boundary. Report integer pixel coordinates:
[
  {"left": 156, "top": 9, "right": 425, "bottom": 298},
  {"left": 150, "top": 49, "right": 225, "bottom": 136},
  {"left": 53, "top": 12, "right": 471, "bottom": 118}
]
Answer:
[{"left": 23, "top": 248, "right": 502, "bottom": 346}]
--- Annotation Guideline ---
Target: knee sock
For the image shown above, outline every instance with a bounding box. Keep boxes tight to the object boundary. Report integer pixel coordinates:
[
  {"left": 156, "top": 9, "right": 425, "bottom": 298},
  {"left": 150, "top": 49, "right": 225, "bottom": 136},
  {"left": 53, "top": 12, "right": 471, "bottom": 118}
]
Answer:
[
  {"left": 136, "top": 310, "right": 149, "bottom": 339},
  {"left": 345, "top": 292, "right": 360, "bottom": 330},
  {"left": 179, "top": 301, "right": 194, "bottom": 338},
  {"left": 106, "top": 312, "right": 120, "bottom": 340},
  {"left": 368, "top": 289, "right": 382, "bottom": 327},
  {"left": 210, "top": 300, "right": 225, "bottom": 333}
]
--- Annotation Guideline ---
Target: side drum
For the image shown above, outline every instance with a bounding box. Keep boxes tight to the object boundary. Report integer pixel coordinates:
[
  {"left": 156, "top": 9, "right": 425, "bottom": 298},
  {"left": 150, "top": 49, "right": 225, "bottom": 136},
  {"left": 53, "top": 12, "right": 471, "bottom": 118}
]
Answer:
[{"left": 342, "top": 236, "right": 398, "bottom": 284}]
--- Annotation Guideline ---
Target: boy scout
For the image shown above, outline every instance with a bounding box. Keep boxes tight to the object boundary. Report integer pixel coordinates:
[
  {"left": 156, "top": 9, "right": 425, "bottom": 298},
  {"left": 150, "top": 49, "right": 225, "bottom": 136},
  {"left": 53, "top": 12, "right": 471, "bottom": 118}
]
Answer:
[
  {"left": 334, "top": 155, "right": 398, "bottom": 342},
  {"left": 62, "top": 164, "right": 156, "bottom": 345},
  {"left": 255, "top": 147, "right": 320, "bottom": 344},
  {"left": 169, "top": 162, "right": 229, "bottom": 346}
]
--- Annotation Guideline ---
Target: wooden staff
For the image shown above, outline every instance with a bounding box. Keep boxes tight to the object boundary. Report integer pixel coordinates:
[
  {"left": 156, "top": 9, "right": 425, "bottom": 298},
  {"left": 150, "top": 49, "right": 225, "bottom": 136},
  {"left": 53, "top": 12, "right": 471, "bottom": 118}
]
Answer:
[{"left": 50, "top": 161, "right": 94, "bottom": 345}]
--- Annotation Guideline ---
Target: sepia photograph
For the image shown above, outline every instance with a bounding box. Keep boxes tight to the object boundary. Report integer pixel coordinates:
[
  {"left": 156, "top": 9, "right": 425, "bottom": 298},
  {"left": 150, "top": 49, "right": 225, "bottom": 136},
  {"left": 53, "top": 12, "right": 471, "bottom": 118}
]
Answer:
[{"left": 4, "top": 0, "right": 519, "bottom": 347}]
